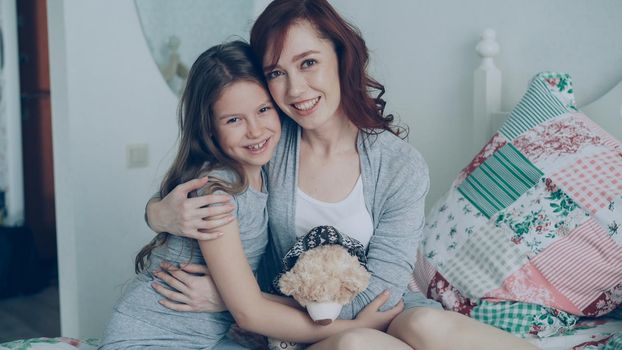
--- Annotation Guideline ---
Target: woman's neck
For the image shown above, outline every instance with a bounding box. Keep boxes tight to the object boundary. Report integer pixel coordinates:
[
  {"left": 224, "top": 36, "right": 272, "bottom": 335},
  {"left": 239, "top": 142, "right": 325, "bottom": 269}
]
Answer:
[{"left": 300, "top": 115, "right": 358, "bottom": 156}]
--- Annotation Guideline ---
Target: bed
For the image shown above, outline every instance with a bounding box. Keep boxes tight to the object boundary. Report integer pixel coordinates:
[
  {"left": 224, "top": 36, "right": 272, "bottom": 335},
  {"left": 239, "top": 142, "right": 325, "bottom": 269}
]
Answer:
[
  {"left": 478, "top": 30, "right": 622, "bottom": 350},
  {"left": 411, "top": 29, "right": 622, "bottom": 349},
  {"left": 2, "top": 28, "right": 622, "bottom": 350}
]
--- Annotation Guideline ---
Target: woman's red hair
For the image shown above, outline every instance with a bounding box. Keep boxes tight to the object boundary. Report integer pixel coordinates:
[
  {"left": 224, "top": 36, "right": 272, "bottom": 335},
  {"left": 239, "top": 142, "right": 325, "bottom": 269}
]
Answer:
[{"left": 250, "top": 0, "right": 404, "bottom": 137}]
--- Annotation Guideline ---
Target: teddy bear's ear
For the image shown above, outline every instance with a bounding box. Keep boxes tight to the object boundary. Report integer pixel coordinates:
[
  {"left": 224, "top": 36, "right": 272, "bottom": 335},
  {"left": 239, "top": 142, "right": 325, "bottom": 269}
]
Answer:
[
  {"left": 338, "top": 267, "right": 371, "bottom": 303},
  {"left": 278, "top": 271, "right": 300, "bottom": 297},
  {"left": 339, "top": 278, "right": 364, "bottom": 295}
]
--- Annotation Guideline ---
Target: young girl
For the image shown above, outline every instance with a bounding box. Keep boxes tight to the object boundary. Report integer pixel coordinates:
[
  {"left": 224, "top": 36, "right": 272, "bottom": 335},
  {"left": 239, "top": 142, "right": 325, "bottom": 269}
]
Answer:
[
  {"left": 146, "top": 1, "right": 539, "bottom": 349},
  {"left": 100, "top": 40, "right": 398, "bottom": 350}
]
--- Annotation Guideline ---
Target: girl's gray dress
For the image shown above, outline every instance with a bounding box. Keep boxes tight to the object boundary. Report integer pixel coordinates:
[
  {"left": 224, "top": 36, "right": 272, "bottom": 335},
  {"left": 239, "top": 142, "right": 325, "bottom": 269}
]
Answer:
[{"left": 100, "top": 168, "right": 268, "bottom": 349}]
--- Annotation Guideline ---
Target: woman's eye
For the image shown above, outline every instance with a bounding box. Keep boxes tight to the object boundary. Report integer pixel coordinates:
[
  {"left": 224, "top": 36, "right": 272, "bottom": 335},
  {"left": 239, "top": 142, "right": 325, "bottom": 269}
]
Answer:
[
  {"left": 266, "top": 70, "right": 283, "bottom": 80},
  {"left": 301, "top": 59, "right": 317, "bottom": 69}
]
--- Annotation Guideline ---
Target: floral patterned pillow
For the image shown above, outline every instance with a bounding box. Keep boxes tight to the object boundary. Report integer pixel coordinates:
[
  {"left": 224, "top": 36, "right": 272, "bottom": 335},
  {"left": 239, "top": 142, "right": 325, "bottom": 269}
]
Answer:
[{"left": 412, "top": 72, "right": 622, "bottom": 335}]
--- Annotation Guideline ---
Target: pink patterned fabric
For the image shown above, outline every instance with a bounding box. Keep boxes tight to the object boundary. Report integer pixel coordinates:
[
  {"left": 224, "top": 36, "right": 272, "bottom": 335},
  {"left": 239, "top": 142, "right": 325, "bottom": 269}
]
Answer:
[
  {"left": 410, "top": 250, "right": 437, "bottom": 293},
  {"left": 551, "top": 151, "right": 622, "bottom": 214},
  {"left": 485, "top": 262, "right": 582, "bottom": 314},
  {"left": 532, "top": 219, "right": 622, "bottom": 312},
  {"left": 513, "top": 113, "right": 602, "bottom": 163},
  {"left": 576, "top": 113, "right": 622, "bottom": 152},
  {"left": 582, "top": 282, "right": 622, "bottom": 317},
  {"left": 427, "top": 272, "right": 477, "bottom": 315}
]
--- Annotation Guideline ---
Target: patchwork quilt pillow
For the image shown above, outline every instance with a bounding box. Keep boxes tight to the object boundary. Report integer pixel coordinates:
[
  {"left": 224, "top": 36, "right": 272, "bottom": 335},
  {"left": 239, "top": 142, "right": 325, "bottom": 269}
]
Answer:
[{"left": 413, "top": 72, "right": 622, "bottom": 335}]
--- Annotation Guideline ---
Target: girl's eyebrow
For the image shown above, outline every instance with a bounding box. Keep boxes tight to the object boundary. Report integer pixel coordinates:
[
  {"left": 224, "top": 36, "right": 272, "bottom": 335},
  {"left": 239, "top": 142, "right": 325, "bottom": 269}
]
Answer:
[
  {"left": 258, "top": 100, "right": 273, "bottom": 108},
  {"left": 218, "top": 100, "right": 271, "bottom": 119}
]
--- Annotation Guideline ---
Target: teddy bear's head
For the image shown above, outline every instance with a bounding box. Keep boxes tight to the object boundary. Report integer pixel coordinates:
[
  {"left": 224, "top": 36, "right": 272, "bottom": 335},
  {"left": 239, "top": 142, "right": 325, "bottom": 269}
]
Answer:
[{"left": 278, "top": 244, "right": 370, "bottom": 323}]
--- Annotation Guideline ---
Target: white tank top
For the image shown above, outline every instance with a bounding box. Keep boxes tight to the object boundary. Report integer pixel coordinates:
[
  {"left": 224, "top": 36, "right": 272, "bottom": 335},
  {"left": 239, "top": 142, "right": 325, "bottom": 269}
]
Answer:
[{"left": 295, "top": 176, "right": 374, "bottom": 248}]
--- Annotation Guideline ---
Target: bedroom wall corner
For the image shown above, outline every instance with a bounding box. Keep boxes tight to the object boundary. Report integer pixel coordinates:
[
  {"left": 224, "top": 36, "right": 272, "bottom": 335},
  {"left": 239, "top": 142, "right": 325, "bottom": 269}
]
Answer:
[{"left": 47, "top": 0, "right": 79, "bottom": 337}]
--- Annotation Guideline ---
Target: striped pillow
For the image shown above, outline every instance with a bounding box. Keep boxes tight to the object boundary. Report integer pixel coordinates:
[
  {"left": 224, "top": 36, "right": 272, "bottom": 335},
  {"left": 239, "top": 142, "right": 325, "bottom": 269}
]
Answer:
[{"left": 413, "top": 72, "right": 622, "bottom": 335}]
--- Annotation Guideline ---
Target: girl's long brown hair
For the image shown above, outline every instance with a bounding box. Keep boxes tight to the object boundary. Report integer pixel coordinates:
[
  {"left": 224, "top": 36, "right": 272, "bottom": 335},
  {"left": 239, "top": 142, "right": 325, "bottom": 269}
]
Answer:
[
  {"left": 135, "top": 41, "right": 268, "bottom": 273},
  {"left": 250, "top": 0, "right": 406, "bottom": 137}
]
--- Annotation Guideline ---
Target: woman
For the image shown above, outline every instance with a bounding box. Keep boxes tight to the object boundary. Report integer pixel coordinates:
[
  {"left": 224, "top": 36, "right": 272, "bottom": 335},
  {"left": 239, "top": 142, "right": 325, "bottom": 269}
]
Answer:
[
  {"left": 101, "top": 40, "right": 398, "bottom": 350},
  {"left": 147, "top": 1, "right": 538, "bottom": 349}
]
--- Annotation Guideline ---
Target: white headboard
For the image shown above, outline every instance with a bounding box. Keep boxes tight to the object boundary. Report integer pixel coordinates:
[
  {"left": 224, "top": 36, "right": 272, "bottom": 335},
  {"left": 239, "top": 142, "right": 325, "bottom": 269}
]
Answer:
[
  {"left": 582, "top": 81, "right": 622, "bottom": 139},
  {"left": 472, "top": 28, "right": 622, "bottom": 149}
]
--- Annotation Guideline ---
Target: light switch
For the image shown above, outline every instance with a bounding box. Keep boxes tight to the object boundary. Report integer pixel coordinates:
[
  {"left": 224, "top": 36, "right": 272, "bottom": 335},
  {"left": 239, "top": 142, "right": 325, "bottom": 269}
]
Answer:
[{"left": 127, "top": 144, "right": 149, "bottom": 168}]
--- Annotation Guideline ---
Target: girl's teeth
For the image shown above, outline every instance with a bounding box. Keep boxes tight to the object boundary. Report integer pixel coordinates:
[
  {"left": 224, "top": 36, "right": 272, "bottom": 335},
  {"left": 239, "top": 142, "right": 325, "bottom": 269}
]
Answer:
[
  {"left": 294, "top": 97, "right": 319, "bottom": 111},
  {"left": 248, "top": 139, "right": 267, "bottom": 150}
]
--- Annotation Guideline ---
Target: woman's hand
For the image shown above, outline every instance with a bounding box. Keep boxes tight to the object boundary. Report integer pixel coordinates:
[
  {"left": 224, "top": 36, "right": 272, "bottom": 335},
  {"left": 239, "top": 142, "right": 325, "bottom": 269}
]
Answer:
[
  {"left": 146, "top": 177, "right": 236, "bottom": 240},
  {"left": 152, "top": 262, "right": 227, "bottom": 312},
  {"left": 354, "top": 290, "right": 404, "bottom": 331}
]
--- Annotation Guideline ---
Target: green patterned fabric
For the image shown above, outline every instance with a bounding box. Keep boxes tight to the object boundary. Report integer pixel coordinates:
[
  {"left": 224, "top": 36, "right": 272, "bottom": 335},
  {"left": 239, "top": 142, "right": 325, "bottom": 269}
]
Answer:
[
  {"left": 472, "top": 301, "right": 540, "bottom": 335},
  {"left": 499, "top": 76, "right": 572, "bottom": 141},
  {"left": 471, "top": 300, "right": 579, "bottom": 337},
  {"left": 0, "top": 338, "right": 99, "bottom": 350},
  {"left": 457, "top": 143, "right": 544, "bottom": 218},
  {"left": 603, "top": 334, "right": 622, "bottom": 350}
]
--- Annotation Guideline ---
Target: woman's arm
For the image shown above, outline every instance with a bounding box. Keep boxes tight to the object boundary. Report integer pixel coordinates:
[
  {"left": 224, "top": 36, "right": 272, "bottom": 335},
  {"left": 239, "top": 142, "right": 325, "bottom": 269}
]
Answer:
[
  {"left": 194, "top": 218, "right": 401, "bottom": 343},
  {"left": 339, "top": 156, "right": 430, "bottom": 320},
  {"left": 145, "top": 177, "right": 236, "bottom": 240}
]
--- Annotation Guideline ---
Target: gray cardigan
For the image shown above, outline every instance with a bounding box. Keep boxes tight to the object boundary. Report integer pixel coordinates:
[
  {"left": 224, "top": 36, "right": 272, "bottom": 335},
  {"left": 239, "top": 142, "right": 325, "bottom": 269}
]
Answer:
[{"left": 262, "top": 117, "right": 429, "bottom": 320}]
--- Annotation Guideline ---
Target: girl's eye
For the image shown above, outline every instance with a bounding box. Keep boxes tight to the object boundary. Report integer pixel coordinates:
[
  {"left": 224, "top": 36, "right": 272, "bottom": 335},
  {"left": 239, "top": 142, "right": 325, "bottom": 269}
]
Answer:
[
  {"left": 301, "top": 59, "right": 316, "bottom": 69},
  {"left": 226, "top": 117, "right": 240, "bottom": 124},
  {"left": 266, "top": 70, "right": 284, "bottom": 80},
  {"left": 259, "top": 106, "right": 272, "bottom": 114}
]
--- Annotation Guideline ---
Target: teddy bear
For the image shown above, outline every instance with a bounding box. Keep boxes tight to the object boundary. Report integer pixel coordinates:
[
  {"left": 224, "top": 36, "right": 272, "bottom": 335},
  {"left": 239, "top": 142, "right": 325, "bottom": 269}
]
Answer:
[
  {"left": 274, "top": 225, "right": 371, "bottom": 325},
  {"left": 230, "top": 226, "right": 371, "bottom": 350}
]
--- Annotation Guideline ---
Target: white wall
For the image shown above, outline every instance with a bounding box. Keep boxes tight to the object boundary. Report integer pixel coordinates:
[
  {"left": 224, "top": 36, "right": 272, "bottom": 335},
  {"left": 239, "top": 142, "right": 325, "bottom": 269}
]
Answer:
[
  {"left": 48, "top": 0, "right": 178, "bottom": 338},
  {"left": 46, "top": 0, "right": 622, "bottom": 339},
  {"left": 332, "top": 0, "right": 622, "bottom": 204}
]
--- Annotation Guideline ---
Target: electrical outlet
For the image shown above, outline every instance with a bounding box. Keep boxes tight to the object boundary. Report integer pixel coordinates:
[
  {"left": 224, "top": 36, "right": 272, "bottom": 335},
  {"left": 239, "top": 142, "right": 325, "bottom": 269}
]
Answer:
[{"left": 127, "top": 144, "right": 149, "bottom": 168}]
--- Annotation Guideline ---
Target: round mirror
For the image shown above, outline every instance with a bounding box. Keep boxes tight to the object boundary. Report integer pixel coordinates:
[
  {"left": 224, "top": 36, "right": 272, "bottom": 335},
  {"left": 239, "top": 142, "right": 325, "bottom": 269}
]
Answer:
[{"left": 134, "top": 0, "right": 262, "bottom": 96}]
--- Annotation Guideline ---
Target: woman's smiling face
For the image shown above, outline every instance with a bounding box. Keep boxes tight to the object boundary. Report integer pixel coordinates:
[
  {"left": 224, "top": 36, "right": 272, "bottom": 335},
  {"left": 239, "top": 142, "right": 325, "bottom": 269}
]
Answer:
[{"left": 263, "top": 20, "right": 343, "bottom": 131}]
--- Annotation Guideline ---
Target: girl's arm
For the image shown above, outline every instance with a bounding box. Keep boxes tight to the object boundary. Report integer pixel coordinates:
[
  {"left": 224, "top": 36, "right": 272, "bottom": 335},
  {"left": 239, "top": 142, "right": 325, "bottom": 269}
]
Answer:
[
  {"left": 262, "top": 293, "right": 304, "bottom": 310},
  {"left": 153, "top": 263, "right": 303, "bottom": 311},
  {"left": 193, "top": 218, "right": 400, "bottom": 343}
]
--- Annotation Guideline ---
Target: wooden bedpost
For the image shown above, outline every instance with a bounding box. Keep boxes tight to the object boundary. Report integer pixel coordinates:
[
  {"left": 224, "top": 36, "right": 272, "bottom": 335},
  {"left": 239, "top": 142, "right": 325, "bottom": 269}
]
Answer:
[{"left": 473, "top": 28, "right": 501, "bottom": 151}]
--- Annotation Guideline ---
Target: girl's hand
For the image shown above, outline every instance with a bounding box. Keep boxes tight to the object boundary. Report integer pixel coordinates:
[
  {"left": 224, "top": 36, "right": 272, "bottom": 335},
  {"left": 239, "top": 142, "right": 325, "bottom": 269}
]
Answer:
[
  {"left": 146, "top": 177, "right": 236, "bottom": 240},
  {"left": 152, "top": 262, "right": 227, "bottom": 312},
  {"left": 354, "top": 290, "right": 404, "bottom": 331}
]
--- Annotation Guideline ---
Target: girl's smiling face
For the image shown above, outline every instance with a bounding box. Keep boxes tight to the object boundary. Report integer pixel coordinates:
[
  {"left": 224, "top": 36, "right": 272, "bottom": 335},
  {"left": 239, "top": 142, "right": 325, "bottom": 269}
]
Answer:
[
  {"left": 213, "top": 80, "right": 281, "bottom": 175},
  {"left": 263, "top": 20, "right": 343, "bottom": 131}
]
